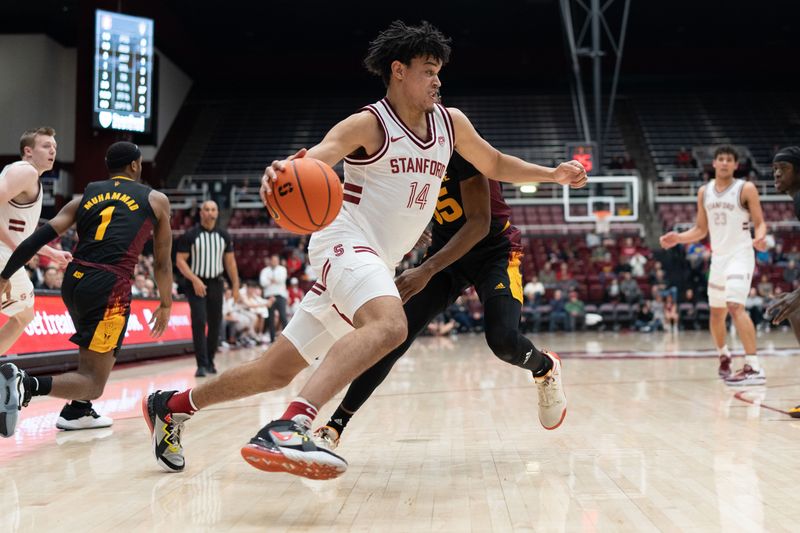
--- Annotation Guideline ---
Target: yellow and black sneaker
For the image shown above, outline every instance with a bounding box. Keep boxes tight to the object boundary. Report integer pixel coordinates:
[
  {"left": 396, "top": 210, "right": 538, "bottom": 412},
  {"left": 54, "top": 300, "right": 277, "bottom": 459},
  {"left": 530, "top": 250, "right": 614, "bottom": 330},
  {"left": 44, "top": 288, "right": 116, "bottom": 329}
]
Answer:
[{"left": 789, "top": 405, "right": 800, "bottom": 419}]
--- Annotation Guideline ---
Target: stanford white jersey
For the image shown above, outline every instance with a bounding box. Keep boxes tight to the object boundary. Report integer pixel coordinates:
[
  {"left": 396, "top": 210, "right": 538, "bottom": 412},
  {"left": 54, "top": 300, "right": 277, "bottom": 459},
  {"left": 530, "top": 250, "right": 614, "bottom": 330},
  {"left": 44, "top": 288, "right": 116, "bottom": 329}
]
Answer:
[
  {"left": 704, "top": 178, "right": 752, "bottom": 255},
  {"left": 0, "top": 161, "right": 43, "bottom": 254},
  {"left": 320, "top": 98, "right": 454, "bottom": 266}
]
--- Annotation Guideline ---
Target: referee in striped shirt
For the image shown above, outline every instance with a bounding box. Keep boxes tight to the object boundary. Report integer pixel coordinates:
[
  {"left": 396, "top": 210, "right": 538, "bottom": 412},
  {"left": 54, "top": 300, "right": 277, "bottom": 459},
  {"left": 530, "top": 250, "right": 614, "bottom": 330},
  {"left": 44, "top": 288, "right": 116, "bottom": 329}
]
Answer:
[{"left": 176, "top": 200, "right": 240, "bottom": 377}]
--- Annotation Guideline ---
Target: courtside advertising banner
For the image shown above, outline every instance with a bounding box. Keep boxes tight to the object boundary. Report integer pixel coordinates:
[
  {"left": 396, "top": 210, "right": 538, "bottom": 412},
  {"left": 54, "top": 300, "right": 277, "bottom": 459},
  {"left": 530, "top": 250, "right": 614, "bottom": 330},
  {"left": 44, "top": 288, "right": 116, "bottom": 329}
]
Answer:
[{"left": 0, "top": 295, "right": 192, "bottom": 355}]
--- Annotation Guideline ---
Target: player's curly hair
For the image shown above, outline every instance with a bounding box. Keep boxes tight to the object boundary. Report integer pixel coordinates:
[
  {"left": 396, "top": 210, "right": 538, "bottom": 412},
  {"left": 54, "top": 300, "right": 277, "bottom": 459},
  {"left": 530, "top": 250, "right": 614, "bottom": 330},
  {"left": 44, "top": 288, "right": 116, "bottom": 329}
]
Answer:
[
  {"left": 713, "top": 144, "right": 739, "bottom": 162},
  {"left": 364, "top": 20, "right": 452, "bottom": 87}
]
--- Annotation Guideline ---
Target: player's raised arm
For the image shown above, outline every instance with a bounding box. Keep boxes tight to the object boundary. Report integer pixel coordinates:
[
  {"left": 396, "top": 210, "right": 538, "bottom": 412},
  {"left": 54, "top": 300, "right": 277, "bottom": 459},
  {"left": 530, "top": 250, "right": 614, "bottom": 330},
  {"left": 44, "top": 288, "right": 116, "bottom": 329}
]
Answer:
[
  {"left": 148, "top": 190, "right": 173, "bottom": 337},
  {"left": 448, "top": 108, "right": 588, "bottom": 189},
  {"left": 260, "top": 111, "right": 383, "bottom": 197}
]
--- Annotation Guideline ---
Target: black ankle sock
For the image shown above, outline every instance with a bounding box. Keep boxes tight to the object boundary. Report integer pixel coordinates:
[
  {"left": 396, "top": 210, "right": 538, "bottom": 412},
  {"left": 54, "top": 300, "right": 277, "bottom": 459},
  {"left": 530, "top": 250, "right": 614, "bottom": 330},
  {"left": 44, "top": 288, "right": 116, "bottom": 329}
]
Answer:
[
  {"left": 23, "top": 375, "right": 52, "bottom": 397},
  {"left": 327, "top": 406, "right": 354, "bottom": 436},
  {"left": 518, "top": 343, "right": 552, "bottom": 377},
  {"left": 70, "top": 400, "right": 91, "bottom": 407}
]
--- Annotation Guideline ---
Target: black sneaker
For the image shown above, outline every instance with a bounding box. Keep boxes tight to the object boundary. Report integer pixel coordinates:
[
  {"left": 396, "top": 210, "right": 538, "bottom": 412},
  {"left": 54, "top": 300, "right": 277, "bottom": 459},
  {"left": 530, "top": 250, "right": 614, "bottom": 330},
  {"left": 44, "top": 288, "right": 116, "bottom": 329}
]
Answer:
[
  {"left": 194, "top": 367, "right": 207, "bottom": 377},
  {"left": 240, "top": 419, "right": 348, "bottom": 480},
  {"left": 1, "top": 362, "right": 30, "bottom": 438},
  {"left": 207, "top": 364, "right": 218, "bottom": 374},
  {"left": 142, "top": 390, "right": 192, "bottom": 472},
  {"left": 56, "top": 401, "right": 113, "bottom": 430}
]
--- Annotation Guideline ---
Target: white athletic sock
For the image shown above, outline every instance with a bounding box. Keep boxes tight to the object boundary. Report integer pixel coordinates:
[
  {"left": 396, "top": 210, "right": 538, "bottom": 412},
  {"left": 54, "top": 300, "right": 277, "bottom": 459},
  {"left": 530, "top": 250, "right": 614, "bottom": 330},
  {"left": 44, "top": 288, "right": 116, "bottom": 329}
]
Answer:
[
  {"left": 745, "top": 355, "right": 759, "bottom": 370},
  {"left": 717, "top": 345, "right": 731, "bottom": 357}
]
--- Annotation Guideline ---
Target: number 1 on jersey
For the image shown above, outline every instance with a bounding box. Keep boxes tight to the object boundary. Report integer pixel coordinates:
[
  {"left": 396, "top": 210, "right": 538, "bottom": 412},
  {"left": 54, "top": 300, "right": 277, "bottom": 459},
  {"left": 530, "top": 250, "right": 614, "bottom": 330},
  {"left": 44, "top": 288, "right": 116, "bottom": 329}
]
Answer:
[{"left": 95, "top": 205, "right": 116, "bottom": 240}]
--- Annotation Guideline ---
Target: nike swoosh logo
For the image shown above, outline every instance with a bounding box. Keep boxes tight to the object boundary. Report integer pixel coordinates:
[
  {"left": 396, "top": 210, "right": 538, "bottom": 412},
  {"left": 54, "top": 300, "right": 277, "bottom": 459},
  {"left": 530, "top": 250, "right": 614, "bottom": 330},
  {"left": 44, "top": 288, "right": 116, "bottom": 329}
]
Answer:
[
  {"left": 270, "top": 430, "right": 294, "bottom": 442},
  {"left": 391, "top": 135, "right": 406, "bottom": 142}
]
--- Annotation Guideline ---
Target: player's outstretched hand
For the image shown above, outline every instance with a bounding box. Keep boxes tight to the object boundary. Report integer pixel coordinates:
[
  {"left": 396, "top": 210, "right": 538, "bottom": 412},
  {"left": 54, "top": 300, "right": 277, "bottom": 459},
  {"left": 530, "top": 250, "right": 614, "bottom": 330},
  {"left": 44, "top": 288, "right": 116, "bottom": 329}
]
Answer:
[
  {"left": 260, "top": 148, "right": 307, "bottom": 200},
  {"left": 766, "top": 289, "right": 800, "bottom": 325},
  {"left": 149, "top": 303, "right": 172, "bottom": 338},
  {"left": 48, "top": 250, "right": 73, "bottom": 270},
  {"left": 553, "top": 160, "right": 588, "bottom": 189},
  {"left": 0, "top": 277, "right": 10, "bottom": 304},
  {"left": 395, "top": 266, "right": 433, "bottom": 303},
  {"left": 659, "top": 232, "right": 680, "bottom": 249}
]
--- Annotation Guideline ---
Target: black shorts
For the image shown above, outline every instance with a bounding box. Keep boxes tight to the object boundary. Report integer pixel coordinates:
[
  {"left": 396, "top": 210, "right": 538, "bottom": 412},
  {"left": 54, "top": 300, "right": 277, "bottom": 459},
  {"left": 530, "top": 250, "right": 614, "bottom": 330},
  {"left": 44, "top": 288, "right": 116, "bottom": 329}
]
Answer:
[
  {"left": 62, "top": 263, "right": 132, "bottom": 353},
  {"left": 428, "top": 223, "right": 524, "bottom": 305}
]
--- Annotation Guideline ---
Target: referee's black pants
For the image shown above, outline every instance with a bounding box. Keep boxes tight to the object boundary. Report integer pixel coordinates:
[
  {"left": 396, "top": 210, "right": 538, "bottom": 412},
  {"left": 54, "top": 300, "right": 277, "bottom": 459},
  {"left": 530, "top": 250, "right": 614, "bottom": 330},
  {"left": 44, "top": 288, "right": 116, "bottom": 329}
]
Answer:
[
  {"left": 267, "top": 295, "right": 288, "bottom": 342},
  {"left": 187, "top": 277, "right": 223, "bottom": 370}
]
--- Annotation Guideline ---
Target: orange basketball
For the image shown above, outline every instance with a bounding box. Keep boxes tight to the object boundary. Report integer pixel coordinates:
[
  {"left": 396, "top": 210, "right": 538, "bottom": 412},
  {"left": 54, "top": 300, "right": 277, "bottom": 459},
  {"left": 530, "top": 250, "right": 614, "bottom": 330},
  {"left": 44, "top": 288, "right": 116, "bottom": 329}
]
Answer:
[{"left": 264, "top": 157, "right": 343, "bottom": 234}]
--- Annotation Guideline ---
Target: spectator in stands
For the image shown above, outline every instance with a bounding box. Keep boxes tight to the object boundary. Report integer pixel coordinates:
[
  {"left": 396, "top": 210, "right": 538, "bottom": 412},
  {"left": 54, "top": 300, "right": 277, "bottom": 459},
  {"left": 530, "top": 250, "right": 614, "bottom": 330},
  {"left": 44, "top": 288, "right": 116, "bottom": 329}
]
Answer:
[
  {"left": 463, "top": 288, "right": 484, "bottom": 331},
  {"left": 609, "top": 156, "right": 624, "bottom": 170},
  {"left": 259, "top": 254, "right": 288, "bottom": 343},
  {"left": 635, "top": 300, "right": 657, "bottom": 332},
  {"left": 757, "top": 274, "right": 774, "bottom": 299},
  {"left": 621, "top": 152, "right": 636, "bottom": 170},
  {"left": 144, "top": 278, "right": 157, "bottom": 297},
  {"left": 449, "top": 295, "right": 479, "bottom": 333},
  {"left": 287, "top": 277, "right": 303, "bottom": 318},
  {"left": 620, "top": 272, "right": 643, "bottom": 304},
  {"left": 284, "top": 251, "right": 303, "bottom": 279},
  {"left": 606, "top": 277, "right": 621, "bottom": 302},
  {"left": 240, "top": 282, "right": 273, "bottom": 341},
  {"left": 223, "top": 286, "right": 258, "bottom": 348},
  {"left": 772, "top": 242, "right": 788, "bottom": 266},
  {"left": 629, "top": 249, "right": 647, "bottom": 278},
  {"left": 523, "top": 275, "right": 545, "bottom": 304},
  {"left": 520, "top": 296, "right": 541, "bottom": 333},
  {"left": 619, "top": 237, "right": 637, "bottom": 259},
  {"left": 565, "top": 290, "right": 585, "bottom": 331},
  {"left": 132, "top": 273, "right": 149, "bottom": 297},
  {"left": 590, "top": 243, "right": 610, "bottom": 264},
  {"left": 538, "top": 262, "right": 557, "bottom": 288},
  {"left": 664, "top": 293, "right": 679, "bottom": 333},
  {"left": 650, "top": 289, "right": 666, "bottom": 331},
  {"left": 675, "top": 147, "right": 694, "bottom": 168},
  {"left": 745, "top": 287, "right": 765, "bottom": 331},
  {"left": 549, "top": 289, "right": 570, "bottom": 332},
  {"left": 784, "top": 260, "right": 800, "bottom": 285},
  {"left": 613, "top": 256, "right": 633, "bottom": 276},
  {"left": 42, "top": 266, "right": 62, "bottom": 290},
  {"left": 585, "top": 231, "right": 601, "bottom": 248},
  {"left": 556, "top": 262, "right": 575, "bottom": 291},
  {"left": 787, "top": 244, "right": 800, "bottom": 264},
  {"left": 25, "top": 255, "right": 44, "bottom": 289}
]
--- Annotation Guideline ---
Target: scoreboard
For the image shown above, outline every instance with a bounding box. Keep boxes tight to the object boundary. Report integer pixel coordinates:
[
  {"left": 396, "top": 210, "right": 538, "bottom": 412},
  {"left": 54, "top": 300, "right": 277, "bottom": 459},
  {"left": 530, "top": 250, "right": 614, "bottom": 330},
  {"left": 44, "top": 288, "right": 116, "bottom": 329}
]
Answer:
[{"left": 92, "top": 10, "right": 154, "bottom": 134}]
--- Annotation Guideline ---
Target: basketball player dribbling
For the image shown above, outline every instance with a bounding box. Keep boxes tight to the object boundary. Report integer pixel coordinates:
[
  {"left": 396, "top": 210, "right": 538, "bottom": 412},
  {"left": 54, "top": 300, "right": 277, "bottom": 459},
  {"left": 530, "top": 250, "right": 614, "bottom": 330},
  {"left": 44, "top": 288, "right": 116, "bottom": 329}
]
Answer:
[
  {"left": 143, "top": 20, "right": 587, "bottom": 479},
  {"left": 660, "top": 145, "right": 767, "bottom": 385},
  {"left": 766, "top": 146, "right": 800, "bottom": 416},
  {"left": 313, "top": 141, "right": 568, "bottom": 452}
]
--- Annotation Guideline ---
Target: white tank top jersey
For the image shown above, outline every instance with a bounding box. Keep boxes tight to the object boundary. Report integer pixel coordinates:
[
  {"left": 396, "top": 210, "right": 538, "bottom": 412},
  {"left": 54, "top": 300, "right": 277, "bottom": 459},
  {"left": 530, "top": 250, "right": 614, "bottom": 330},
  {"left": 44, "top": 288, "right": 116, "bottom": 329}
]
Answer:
[
  {"left": 0, "top": 161, "right": 43, "bottom": 254},
  {"left": 704, "top": 178, "right": 752, "bottom": 256},
  {"left": 318, "top": 98, "right": 454, "bottom": 267}
]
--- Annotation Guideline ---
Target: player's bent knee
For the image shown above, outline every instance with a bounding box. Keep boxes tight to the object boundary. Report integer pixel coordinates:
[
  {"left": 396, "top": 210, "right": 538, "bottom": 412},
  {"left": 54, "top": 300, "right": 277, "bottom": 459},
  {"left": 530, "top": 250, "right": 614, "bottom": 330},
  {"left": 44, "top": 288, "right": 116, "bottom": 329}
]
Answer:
[
  {"left": 726, "top": 302, "right": 744, "bottom": 315},
  {"left": 377, "top": 319, "right": 407, "bottom": 351},
  {"left": 485, "top": 329, "right": 518, "bottom": 362}
]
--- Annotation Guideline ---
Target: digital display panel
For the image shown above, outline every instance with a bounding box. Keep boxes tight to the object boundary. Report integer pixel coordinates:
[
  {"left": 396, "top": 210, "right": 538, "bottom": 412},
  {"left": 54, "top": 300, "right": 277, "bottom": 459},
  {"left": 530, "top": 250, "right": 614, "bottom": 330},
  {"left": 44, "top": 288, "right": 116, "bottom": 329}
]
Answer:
[{"left": 92, "top": 10, "right": 154, "bottom": 133}]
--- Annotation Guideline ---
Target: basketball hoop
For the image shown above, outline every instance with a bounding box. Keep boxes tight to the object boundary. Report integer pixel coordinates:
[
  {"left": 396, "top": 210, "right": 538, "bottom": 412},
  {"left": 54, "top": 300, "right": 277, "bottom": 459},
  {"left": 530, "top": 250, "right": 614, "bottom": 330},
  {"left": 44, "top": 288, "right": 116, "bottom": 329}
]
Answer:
[{"left": 593, "top": 209, "right": 611, "bottom": 235}]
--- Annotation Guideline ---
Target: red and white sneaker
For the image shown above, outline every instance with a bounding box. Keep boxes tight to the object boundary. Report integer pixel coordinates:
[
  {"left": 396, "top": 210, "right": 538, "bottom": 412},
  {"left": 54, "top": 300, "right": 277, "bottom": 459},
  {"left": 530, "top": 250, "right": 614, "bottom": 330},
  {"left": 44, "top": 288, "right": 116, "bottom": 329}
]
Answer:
[
  {"left": 718, "top": 355, "right": 732, "bottom": 379},
  {"left": 724, "top": 364, "right": 766, "bottom": 386},
  {"left": 313, "top": 425, "right": 340, "bottom": 451},
  {"left": 535, "top": 350, "right": 567, "bottom": 430}
]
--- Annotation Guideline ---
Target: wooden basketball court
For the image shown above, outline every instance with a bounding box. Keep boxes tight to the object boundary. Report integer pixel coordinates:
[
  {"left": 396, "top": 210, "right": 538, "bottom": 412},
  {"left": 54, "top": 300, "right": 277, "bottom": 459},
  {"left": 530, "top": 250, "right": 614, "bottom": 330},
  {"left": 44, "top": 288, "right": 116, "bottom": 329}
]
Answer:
[{"left": 2, "top": 330, "right": 799, "bottom": 531}]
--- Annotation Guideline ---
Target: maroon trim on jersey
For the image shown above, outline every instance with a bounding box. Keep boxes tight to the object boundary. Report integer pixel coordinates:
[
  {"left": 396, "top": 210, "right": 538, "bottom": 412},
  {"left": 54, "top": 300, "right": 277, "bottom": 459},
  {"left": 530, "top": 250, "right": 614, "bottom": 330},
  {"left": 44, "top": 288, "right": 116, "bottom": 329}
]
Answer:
[
  {"left": 9, "top": 182, "right": 42, "bottom": 208},
  {"left": 343, "top": 193, "right": 361, "bottom": 205},
  {"left": 332, "top": 304, "right": 354, "bottom": 326},
  {"left": 344, "top": 183, "right": 363, "bottom": 194},
  {"left": 436, "top": 103, "right": 455, "bottom": 157},
  {"left": 8, "top": 218, "right": 25, "bottom": 232},
  {"left": 353, "top": 246, "right": 378, "bottom": 256},
  {"left": 489, "top": 179, "right": 512, "bottom": 222},
  {"left": 310, "top": 282, "right": 326, "bottom": 295},
  {"left": 344, "top": 105, "right": 390, "bottom": 166},
  {"left": 380, "top": 98, "right": 436, "bottom": 149},
  {"left": 321, "top": 259, "right": 331, "bottom": 286}
]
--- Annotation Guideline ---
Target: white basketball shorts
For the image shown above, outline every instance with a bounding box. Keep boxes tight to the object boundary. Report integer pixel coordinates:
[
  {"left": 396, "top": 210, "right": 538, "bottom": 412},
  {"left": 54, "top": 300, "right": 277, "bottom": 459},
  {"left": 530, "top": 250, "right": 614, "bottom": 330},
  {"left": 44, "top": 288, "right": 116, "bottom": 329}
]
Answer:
[
  {"left": 282, "top": 231, "right": 399, "bottom": 363},
  {"left": 0, "top": 249, "right": 35, "bottom": 317},
  {"left": 707, "top": 248, "right": 754, "bottom": 307}
]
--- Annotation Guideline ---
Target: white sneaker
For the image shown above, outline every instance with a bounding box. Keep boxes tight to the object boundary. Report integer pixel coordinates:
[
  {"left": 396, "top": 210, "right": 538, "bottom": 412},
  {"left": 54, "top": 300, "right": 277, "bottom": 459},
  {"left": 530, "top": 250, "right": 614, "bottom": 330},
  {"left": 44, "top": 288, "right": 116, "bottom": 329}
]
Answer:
[
  {"left": 55, "top": 402, "right": 113, "bottom": 430},
  {"left": 313, "top": 425, "right": 340, "bottom": 451},
  {"left": 535, "top": 350, "right": 567, "bottom": 430}
]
